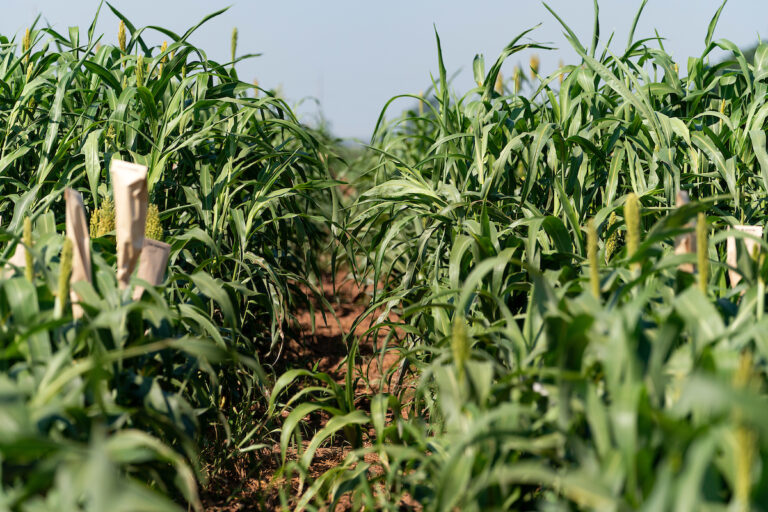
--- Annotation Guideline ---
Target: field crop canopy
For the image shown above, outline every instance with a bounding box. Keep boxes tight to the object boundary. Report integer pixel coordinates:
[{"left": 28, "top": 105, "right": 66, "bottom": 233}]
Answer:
[
  {"left": 4, "top": 0, "right": 768, "bottom": 510},
  {"left": 0, "top": 2, "right": 337, "bottom": 511}
]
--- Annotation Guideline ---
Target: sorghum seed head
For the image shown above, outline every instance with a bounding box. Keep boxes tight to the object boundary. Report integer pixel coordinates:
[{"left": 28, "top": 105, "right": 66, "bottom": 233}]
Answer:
[
  {"left": 452, "top": 315, "right": 470, "bottom": 379},
  {"left": 136, "top": 54, "right": 144, "bottom": 87},
  {"left": 625, "top": 193, "right": 641, "bottom": 269},
  {"left": 58, "top": 237, "right": 73, "bottom": 302},
  {"left": 605, "top": 211, "right": 620, "bottom": 263},
  {"left": 90, "top": 197, "right": 116, "bottom": 238},
  {"left": 697, "top": 212, "right": 708, "bottom": 294},
  {"left": 118, "top": 20, "right": 126, "bottom": 53},
  {"left": 529, "top": 54, "right": 540, "bottom": 79},
  {"left": 587, "top": 219, "right": 600, "bottom": 298},
  {"left": 231, "top": 27, "right": 238, "bottom": 64},
  {"left": 145, "top": 204, "right": 163, "bottom": 241}
]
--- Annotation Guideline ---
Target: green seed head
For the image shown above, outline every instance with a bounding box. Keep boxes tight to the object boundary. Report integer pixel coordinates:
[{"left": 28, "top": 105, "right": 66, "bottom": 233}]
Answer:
[
  {"left": 145, "top": 204, "right": 163, "bottom": 241},
  {"left": 105, "top": 124, "right": 116, "bottom": 144},
  {"left": 733, "top": 350, "right": 756, "bottom": 508},
  {"left": 697, "top": 212, "right": 708, "bottom": 294},
  {"left": 136, "top": 54, "right": 144, "bottom": 87},
  {"left": 734, "top": 350, "right": 754, "bottom": 390},
  {"left": 495, "top": 72, "right": 504, "bottom": 95},
  {"left": 513, "top": 66, "right": 521, "bottom": 93},
  {"left": 587, "top": 219, "right": 600, "bottom": 299},
  {"left": 418, "top": 91, "right": 424, "bottom": 116},
  {"left": 231, "top": 27, "right": 238, "bottom": 64},
  {"left": 58, "top": 237, "right": 73, "bottom": 305},
  {"left": 605, "top": 212, "right": 619, "bottom": 263},
  {"left": 625, "top": 193, "right": 640, "bottom": 269},
  {"left": 22, "top": 28, "right": 30, "bottom": 63},
  {"left": 23, "top": 217, "right": 33, "bottom": 282},
  {"left": 529, "top": 54, "right": 540, "bottom": 79},
  {"left": 118, "top": 20, "right": 126, "bottom": 53},
  {"left": 451, "top": 315, "right": 470, "bottom": 379},
  {"left": 159, "top": 41, "right": 168, "bottom": 74}
]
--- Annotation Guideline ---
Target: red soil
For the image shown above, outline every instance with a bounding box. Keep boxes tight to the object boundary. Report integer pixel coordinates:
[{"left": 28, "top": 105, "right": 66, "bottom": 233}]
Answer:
[{"left": 201, "top": 273, "right": 408, "bottom": 511}]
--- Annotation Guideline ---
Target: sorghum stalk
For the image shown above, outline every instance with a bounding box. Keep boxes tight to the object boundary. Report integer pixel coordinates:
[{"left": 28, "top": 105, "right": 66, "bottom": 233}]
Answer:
[
  {"left": 558, "top": 59, "right": 564, "bottom": 84},
  {"left": 587, "top": 219, "right": 600, "bottom": 298},
  {"left": 23, "top": 217, "right": 33, "bottom": 282},
  {"left": 697, "top": 212, "right": 708, "bottom": 294},
  {"left": 625, "top": 193, "right": 640, "bottom": 270},
  {"left": 513, "top": 66, "right": 521, "bottom": 94}
]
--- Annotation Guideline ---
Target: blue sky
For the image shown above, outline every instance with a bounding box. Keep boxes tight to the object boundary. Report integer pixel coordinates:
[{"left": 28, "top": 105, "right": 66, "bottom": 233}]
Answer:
[{"left": 3, "top": 1, "right": 767, "bottom": 139}]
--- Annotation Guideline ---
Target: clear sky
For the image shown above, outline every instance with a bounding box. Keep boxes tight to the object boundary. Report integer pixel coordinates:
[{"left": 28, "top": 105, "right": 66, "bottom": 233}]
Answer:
[{"left": 3, "top": 1, "right": 766, "bottom": 139}]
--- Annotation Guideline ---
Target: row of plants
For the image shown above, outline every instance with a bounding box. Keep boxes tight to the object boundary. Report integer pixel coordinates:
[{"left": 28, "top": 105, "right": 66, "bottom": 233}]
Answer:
[
  {"left": 8, "top": 0, "right": 768, "bottom": 510},
  {"left": 0, "top": 2, "right": 338, "bottom": 510},
  {"left": 269, "top": 2, "right": 768, "bottom": 510}
]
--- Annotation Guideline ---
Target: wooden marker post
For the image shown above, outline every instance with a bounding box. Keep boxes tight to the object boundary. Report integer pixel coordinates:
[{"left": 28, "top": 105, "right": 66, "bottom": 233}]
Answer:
[
  {"left": 65, "top": 188, "right": 92, "bottom": 318},
  {"left": 132, "top": 238, "right": 171, "bottom": 300},
  {"left": 111, "top": 160, "right": 148, "bottom": 289}
]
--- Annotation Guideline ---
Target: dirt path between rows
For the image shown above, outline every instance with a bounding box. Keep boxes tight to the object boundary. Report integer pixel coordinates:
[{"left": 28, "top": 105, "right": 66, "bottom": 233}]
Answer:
[{"left": 201, "top": 272, "right": 405, "bottom": 511}]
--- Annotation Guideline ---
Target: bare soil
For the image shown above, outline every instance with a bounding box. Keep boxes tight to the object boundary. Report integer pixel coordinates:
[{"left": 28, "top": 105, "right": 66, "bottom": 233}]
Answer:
[{"left": 201, "top": 273, "right": 407, "bottom": 511}]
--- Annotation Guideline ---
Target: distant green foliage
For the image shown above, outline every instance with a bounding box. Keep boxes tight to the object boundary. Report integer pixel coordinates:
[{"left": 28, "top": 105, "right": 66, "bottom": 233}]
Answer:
[
  {"left": 0, "top": 4, "right": 336, "bottom": 509},
  {"left": 272, "top": 2, "right": 768, "bottom": 511}
]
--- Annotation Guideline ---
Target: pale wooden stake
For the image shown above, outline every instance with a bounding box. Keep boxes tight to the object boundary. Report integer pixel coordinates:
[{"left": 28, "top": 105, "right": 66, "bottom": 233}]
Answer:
[
  {"left": 65, "top": 188, "right": 92, "bottom": 318},
  {"left": 111, "top": 160, "right": 148, "bottom": 289},
  {"left": 132, "top": 238, "right": 171, "bottom": 300}
]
